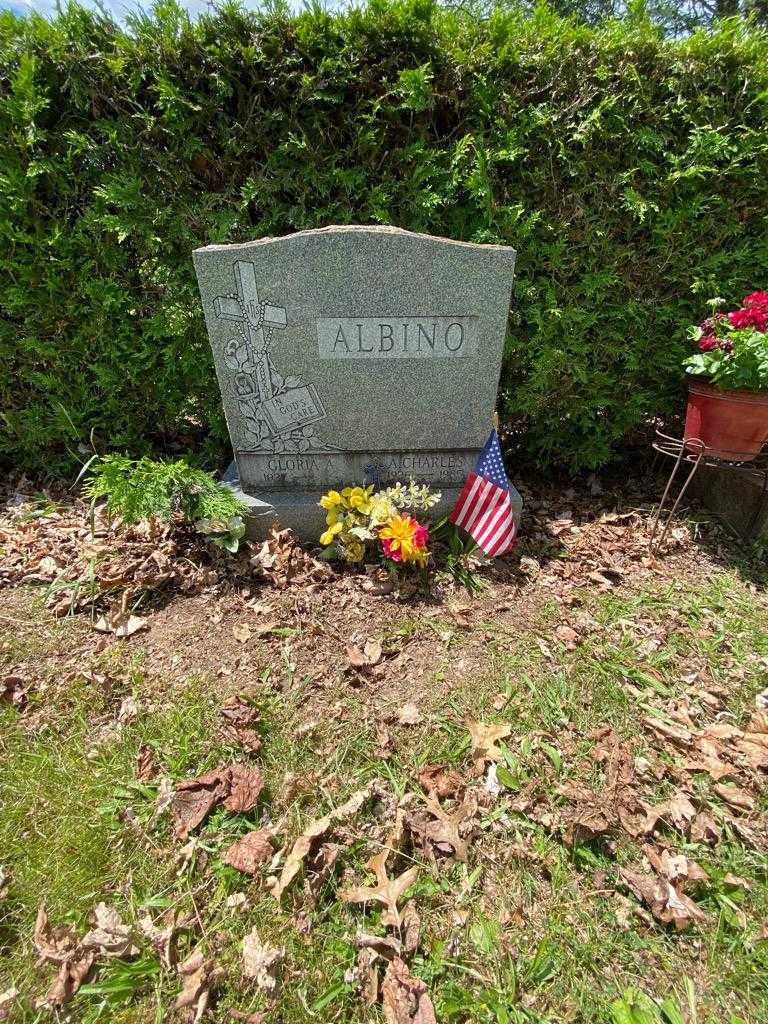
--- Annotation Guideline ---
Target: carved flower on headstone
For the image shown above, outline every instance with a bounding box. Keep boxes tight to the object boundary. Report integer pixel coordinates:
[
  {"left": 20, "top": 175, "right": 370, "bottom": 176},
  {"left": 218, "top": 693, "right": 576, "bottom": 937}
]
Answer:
[{"left": 225, "top": 337, "right": 252, "bottom": 372}]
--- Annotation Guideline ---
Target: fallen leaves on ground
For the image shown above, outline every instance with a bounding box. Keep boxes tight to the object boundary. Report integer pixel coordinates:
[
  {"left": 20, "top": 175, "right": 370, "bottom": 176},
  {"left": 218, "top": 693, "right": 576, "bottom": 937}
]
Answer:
[
  {"left": 417, "top": 764, "right": 464, "bottom": 800},
  {"left": 242, "top": 928, "right": 283, "bottom": 992},
  {"left": 271, "top": 787, "right": 371, "bottom": 899},
  {"left": 406, "top": 790, "right": 479, "bottom": 863},
  {"left": 135, "top": 744, "right": 158, "bottom": 782},
  {"left": 224, "top": 829, "right": 275, "bottom": 875},
  {"left": 174, "top": 947, "right": 223, "bottom": 1017},
  {"left": 339, "top": 851, "right": 419, "bottom": 928},
  {"left": 347, "top": 638, "right": 384, "bottom": 672},
  {"left": 81, "top": 903, "right": 139, "bottom": 958},
  {"left": 32, "top": 904, "right": 134, "bottom": 1007},
  {"left": 251, "top": 527, "right": 331, "bottom": 589},
  {"left": 220, "top": 697, "right": 262, "bottom": 752},
  {"left": 466, "top": 720, "right": 511, "bottom": 773},
  {"left": 139, "top": 910, "right": 182, "bottom": 969},
  {"left": 620, "top": 867, "right": 707, "bottom": 931},
  {"left": 93, "top": 611, "right": 148, "bottom": 638},
  {"left": 381, "top": 957, "right": 437, "bottom": 1024},
  {"left": 397, "top": 703, "right": 422, "bottom": 726},
  {"left": 172, "top": 764, "right": 264, "bottom": 838},
  {"left": 0, "top": 988, "right": 17, "bottom": 1022}
]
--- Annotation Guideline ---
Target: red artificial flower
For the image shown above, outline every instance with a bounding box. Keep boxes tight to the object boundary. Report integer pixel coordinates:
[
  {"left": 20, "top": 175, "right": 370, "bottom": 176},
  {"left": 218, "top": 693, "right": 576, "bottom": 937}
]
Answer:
[
  {"left": 743, "top": 290, "right": 768, "bottom": 310},
  {"left": 699, "top": 335, "right": 718, "bottom": 352},
  {"left": 728, "top": 307, "right": 767, "bottom": 331}
]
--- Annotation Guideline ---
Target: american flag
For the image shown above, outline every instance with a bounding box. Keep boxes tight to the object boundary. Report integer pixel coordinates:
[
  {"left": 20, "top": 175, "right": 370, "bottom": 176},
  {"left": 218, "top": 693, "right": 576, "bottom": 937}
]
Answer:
[{"left": 450, "top": 429, "right": 519, "bottom": 556}]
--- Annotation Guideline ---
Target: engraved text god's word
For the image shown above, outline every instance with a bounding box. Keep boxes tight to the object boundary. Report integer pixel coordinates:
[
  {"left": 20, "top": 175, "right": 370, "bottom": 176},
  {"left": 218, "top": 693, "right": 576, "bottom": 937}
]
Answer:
[{"left": 317, "top": 316, "right": 478, "bottom": 359}]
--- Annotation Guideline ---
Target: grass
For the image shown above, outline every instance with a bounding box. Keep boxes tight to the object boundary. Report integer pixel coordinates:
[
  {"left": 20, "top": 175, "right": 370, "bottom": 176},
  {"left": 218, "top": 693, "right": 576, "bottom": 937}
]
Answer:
[{"left": 1, "top": 558, "right": 768, "bottom": 1023}]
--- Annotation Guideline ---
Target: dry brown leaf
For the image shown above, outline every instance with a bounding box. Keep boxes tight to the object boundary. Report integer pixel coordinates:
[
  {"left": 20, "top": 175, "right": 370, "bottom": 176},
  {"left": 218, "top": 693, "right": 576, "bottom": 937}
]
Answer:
[
  {"left": 174, "top": 948, "right": 214, "bottom": 1012},
  {"left": 224, "top": 830, "right": 275, "bottom": 875},
  {"left": 81, "top": 903, "right": 139, "bottom": 958},
  {"left": 33, "top": 905, "right": 79, "bottom": 963},
  {"left": 138, "top": 910, "right": 180, "bottom": 969},
  {"left": 417, "top": 764, "right": 464, "bottom": 800},
  {"left": 555, "top": 624, "right": 579, "bottom": 649},
  {"left": 714, "top": 783, "right": 755, "bottom": 812},
  {"left": 466, "top": 720, "right": 511, "bottom": 772},
  {"left": 691, "top": 811, "right": 721, "bottom": 845},
  {"left": 171, "top": 768, "right": 231, "bottom": 838},
  {"left": 220, "top": 697, "right": 262, "bottom": 753},
  {"left": 643, "top": 794, "right": 696, "bottom": 835},
  {"left": 682, "top": 756, "right": 734, "bottom": 782},
  {"left": 347, "top": 639, "right": 383, "bottom": 669},
  {"left": 381, "top": 957, "right": 437, "bottom": 1024},
  {"left": 232, "top": 622, "right": 252, "bottom": 643},
  {"left": 272, "top": 787, "right": 370, "bottom": 899},
  {"left": 419, "top": 791, "right": 478, "bottom": 862},
  {"left": 735, "top": 736, "right": 768, "bottom": 770},
  {"left": 93, "top": 612, "right": 148, "bottom": 638},
  {"left": 0, "top": 988, "right": 18, "bottom": 1022},
  {"left": 39, "top": 952, "right": 96, "bottom": 1008},
  {"left": 398, "top": 703, "right": 422, "bottom": 726},
  {"left": 339, "top": 852, "right": 419, "bottom": 928},
  {"left": 643, "top": 846, "right": 707, "bottom": 885},
  {"left": 620, "top": 868, "right": 707, "bottom": 931},
  {"left": 400, "top": 901, "right": 421, "bottom": 955},
  {"left": 135, "top": 744, "right": 158, "bottom": 782},
  {"left": 242, "top": 928, "right": 283, "bottom": 992},
  {"left": 355, "top": 932, "right": 402, "bottom": 959},
  {"left": 171, "top": 764, "right": 264, "bottom": 838},
  {"left": 224, "top": 764, "right": 264, "bottom": 813}
]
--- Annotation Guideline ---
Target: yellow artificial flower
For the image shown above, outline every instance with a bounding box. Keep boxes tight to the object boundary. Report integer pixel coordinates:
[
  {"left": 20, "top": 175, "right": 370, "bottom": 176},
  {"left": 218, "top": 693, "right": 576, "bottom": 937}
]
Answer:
[
  {"left": 368, "top": 493, "right": 397, "bottom": 525},
  {"left": 379, "top": 514, "right": 429, "bottom": 566},
  {"left": 348, "top": 485, "right": 374, "bottom": 514},
  {"left": 319, "top": 521, "right": 343, "bottom": 546},
  {"left": 325, "top": 506, "right": 341, "bottom": 527},
  {"left": 319, "top": 489, "right": 343, "bottom": 511}
]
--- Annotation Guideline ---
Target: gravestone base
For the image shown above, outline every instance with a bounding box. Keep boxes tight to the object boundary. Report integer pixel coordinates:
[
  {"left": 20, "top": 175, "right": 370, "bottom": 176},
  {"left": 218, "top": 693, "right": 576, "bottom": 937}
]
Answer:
[
  {"left": 223, "top": 462, "right": 467, "bottom": 543},
  {"left": 689, "top": 464, "right": 768, "bottom": 541}
]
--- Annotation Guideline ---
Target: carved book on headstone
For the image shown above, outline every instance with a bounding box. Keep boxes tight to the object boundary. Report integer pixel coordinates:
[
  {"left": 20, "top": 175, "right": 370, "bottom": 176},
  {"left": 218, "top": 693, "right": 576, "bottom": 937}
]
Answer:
[{"left": 193, "top": 225, "right": 517, "bottom": 539}]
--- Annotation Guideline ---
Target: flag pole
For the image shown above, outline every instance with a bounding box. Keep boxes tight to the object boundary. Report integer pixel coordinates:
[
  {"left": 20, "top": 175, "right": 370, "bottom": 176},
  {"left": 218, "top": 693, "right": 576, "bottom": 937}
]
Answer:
[{"left": 493, "top": 410, "right": 500, "bottom": 433}]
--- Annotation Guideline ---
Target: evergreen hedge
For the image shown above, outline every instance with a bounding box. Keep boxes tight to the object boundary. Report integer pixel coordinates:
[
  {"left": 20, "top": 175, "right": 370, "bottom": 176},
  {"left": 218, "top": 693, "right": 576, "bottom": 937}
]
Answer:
[{"left": 2, "top": 0, "right": 768, "bottom": 474}]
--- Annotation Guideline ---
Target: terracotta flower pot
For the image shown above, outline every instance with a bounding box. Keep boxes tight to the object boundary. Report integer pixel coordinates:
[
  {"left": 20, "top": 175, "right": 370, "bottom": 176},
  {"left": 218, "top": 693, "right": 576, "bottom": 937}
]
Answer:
[{"left": 684, "top": 379, "right": 768, "bottom": 461}]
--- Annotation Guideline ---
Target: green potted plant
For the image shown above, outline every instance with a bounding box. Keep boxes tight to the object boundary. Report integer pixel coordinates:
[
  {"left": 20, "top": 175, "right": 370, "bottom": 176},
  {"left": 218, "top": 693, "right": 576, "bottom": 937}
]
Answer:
[{"left": 683, "top": 291, "right": 768, "bottom": 460}]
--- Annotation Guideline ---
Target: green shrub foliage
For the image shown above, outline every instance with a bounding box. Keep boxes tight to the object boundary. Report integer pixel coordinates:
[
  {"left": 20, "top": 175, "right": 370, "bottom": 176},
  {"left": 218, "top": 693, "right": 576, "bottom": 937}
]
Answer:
[{"left": 2, "top": 1, "right": 768, "bottom": 473}]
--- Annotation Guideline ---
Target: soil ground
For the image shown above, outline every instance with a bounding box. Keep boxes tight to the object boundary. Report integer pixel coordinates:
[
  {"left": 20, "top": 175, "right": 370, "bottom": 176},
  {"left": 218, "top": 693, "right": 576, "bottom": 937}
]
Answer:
[{"left": 1, "top": 469, "right": 767, "bottom": 1023}]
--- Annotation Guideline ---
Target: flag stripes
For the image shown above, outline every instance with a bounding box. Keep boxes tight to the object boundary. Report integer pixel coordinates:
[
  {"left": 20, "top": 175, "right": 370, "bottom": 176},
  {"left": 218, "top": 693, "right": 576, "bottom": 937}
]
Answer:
[{"left": 449, "top": 428, "right": 519, "bottom": 557}]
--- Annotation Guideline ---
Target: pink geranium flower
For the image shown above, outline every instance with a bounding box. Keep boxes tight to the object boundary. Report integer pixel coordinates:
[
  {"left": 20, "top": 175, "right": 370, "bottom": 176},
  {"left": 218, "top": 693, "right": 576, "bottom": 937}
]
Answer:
[
  {"left": 743, "top": 291, "right": 768, "bottom": 310},
  {"left": 729, "top": 307, "right": 767, "bottom": 332}
]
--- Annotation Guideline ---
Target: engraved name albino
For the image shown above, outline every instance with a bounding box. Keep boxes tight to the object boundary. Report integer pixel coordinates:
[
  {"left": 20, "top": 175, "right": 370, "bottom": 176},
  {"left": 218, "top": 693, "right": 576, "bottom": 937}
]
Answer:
[{"left": 317, "top": 316, "right": 478, "bottom": 359}]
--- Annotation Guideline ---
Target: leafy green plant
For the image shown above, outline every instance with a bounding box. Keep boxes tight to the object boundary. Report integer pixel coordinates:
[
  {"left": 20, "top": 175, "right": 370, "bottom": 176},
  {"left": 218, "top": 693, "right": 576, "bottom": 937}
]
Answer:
[
  {"left": 83, "top": 455, "right": 247, "bottom": 550},
  {"left": 684, "top": 292, "right": 768, "bottom": 390},
  {"left": 2, "top": 4, "right": 768, "bottom": 473}
]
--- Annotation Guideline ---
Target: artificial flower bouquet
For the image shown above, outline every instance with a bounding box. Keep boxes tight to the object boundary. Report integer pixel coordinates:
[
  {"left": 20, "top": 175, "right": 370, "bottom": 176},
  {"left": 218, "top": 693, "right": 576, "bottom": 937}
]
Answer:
[
  {"left": 684, "top": 291, "right": 768, "bottom": 391},
  {"left": 318, "top": 480, "right": 441, "bottom": 567}
]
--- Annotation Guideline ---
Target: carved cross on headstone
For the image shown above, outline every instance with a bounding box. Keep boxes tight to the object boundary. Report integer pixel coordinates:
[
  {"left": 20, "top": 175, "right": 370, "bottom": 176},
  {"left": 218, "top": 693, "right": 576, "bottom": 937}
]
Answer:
[{"left": 213, "top": 260, "right": 287, "bottom": 402}]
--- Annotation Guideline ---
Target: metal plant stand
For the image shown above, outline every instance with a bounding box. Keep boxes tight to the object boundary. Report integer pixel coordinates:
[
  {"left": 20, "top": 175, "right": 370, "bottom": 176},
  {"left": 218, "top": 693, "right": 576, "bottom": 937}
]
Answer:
[{"left": 649, "top": 431, "right": 768, "bottom": 549}]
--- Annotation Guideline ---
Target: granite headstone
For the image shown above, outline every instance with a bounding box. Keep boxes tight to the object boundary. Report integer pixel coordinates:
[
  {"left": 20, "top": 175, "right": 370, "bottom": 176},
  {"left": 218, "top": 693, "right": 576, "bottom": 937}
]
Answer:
[{"left": 193, "top": 225, "right": 518, "bottom": 539}]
